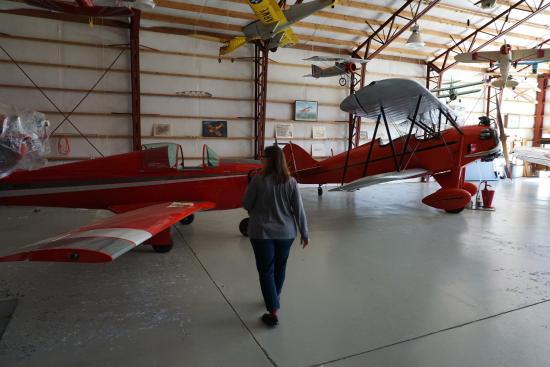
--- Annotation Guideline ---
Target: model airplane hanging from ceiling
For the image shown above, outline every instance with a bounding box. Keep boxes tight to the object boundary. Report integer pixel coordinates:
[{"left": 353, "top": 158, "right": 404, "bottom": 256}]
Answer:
[
  {"left": 283, "top": 79, "right": 500, "bottom": 213},
  {"left": 455, "top": 43, "right": 550, "bottom": 89},
  {"left": 0, "top": 143, "right": 261, "bottom": 263},
  {"left": 302, "top": 56, "right": 368, "bottom": 86},
  {"left": 23, "top": 0, "right": 155, "bottom": 17},
  {"left": 430, "top": 78, "right": 485, "bottom": 102},
  {"left": 219, "top": 0, "right": 335, "bottom": 55}
]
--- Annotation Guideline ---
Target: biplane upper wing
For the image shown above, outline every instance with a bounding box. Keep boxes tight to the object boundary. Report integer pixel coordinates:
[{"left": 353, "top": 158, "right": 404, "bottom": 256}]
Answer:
[
  {"left": 340, "top": 78, "right": 455, "bottom": 124},
  {"left": 511, "top": 48, "right": 550, "bottom": 62},
  {"left": 247, "top": 0, "right": 287, "bottom": 25},
  {"left": 330, "top": 169, "right": 430, "bottom": 192},
  {"left": 0, "top": 201, "right": 215, "bottom": 263},
  {"left": 455, "top": 50, "right": 504, "bottom": 63}
]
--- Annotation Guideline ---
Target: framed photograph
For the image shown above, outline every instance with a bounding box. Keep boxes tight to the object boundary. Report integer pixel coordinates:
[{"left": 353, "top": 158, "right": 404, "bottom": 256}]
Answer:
[
  {"left": 295, "top": 100, "right": 318, "bottom": 121},
  {"left": 202, "top": 120, "right": 228, "bottom": 137},
  {"left": 153, "top": 123, "right": 171, "bottom": 137},
  {"left": 311, "top": 143, "right": 326, "bottom": 157},
  {"left": 312, "top": 126, "right": 326, "bottom": 139},
  {"left": 275, "top": 124, "right": 293, "bottom": 139}
]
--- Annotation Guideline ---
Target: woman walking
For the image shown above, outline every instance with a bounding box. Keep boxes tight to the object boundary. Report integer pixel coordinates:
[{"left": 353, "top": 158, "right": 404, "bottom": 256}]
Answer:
[{"left": 242, "top": 145, "right": 309, "bottom": 327}]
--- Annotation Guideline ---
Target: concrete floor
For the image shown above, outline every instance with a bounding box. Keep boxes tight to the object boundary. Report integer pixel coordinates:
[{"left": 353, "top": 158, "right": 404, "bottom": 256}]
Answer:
[{"left": 0, "top": 178, "right": 549, "bottom": 367}]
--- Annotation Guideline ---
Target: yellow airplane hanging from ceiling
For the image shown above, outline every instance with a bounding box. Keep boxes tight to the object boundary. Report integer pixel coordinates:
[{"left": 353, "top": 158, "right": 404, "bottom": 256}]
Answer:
[{"left": 220, "top": 0, "right": 336, "bottom": 55}]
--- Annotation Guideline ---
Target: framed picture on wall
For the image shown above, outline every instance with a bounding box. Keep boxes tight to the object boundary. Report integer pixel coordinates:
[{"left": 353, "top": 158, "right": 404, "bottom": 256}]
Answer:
[
  {"left": 312, "top": 126, "right": 326, "bottom": 139},
  {"left": 153, "top": 123, "right": 172, "bottom": 137},
  {"left": 202, "top": 120, "right": 228, "bottom": 137},
  {"left": 295, "top": 100, "right": 318, "bottom": 121},
  {"left": 275, "top": 124, "right": 293, "bottom": 139}
]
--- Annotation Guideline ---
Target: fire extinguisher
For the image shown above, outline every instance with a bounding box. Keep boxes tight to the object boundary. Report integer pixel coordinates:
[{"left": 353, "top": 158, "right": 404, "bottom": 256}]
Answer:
[{"left": 481, "top": 181, "right": 495, "bottom": 209}]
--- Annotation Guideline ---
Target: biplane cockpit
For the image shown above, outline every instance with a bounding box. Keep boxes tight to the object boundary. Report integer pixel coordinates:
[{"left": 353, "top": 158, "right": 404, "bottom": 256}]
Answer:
[{"left": 141, "top": 143, "right": 220, "bottom": 170}]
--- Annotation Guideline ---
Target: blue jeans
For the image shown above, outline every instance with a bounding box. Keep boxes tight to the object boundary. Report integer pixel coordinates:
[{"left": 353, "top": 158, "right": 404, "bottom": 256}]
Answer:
[{"left": 250, "top": 238, "right": 294, "bottom": 312}]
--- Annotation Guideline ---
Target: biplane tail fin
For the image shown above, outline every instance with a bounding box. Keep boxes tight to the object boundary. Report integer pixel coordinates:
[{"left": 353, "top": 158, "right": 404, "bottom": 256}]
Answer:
[
  {"left": 283, "top": 143, "right": 319, "bottom": 173},
  {"left": 310, "top": 64, "right": 322, "bottom": 78}
]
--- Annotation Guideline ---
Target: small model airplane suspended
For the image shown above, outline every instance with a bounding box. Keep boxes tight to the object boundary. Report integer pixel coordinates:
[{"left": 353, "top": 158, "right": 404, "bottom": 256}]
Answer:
[
  {"left": 219, "top": 0, "right": 335, "bottom": 55},
  {"left": 283, "top": 79, "right": 500, "bottom": 213},
  {"left": 430, "top": 78, "right": 484, "bottom": 102},
  {"left": 455, "top": 43, "right": 550, "bottom": 89},
  {"left": 22, "top": 0, "right": 155, "bottom": 17},
  {"left": 0, "top": 143, "right": 261, "bottom": 262},
  {"left": 303, "top": 56, "right": 368, "bottom": 86}
]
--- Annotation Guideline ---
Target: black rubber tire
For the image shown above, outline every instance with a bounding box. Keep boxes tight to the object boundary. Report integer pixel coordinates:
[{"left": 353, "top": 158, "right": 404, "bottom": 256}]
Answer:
[
  {"left": 445, "top": 207, "right": 465, "bottom": 214},
  {"left": 339, "top": 77, "right": 347, "bottom": 86},
  {"left": 317, "top": 187, "right": 323, "bottom": 196},
  {"left": 179, "top": 214, "right": 195, "bottom": 225},
  {"left": 239, "top": 218, "right": 249, "bottom": 237},
  {"left": 153, "top": 245, "right": 173, "bottom": 253}
]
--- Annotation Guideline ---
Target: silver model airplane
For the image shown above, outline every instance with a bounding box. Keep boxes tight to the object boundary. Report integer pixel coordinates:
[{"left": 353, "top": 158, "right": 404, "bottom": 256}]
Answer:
[
  {"left": 455, "top": 42, "right": 550, "bottom": 89},
  {"left": 303, "top": 56, "right": 368, "bottom": 86},
  {"left": 220, "top": 0, "right": 335, "bottom": 55},
  {"left": 430, "top": 79, "right": 484, "bottom": 102}
]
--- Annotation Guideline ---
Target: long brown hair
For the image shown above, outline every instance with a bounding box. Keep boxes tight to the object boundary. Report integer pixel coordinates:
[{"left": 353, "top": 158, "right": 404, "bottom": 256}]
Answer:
[{"left": 262, "top": 145, "right": 290, "bottom": 184}]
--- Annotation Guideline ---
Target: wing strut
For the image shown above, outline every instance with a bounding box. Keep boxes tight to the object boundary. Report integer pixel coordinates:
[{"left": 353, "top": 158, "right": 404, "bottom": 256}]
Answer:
[
  {"left": 380, "top": 105, "right": 400, "bottom": 172},
  {"left": 399, "top": 94, "right": 423, "bottom": 169},
  {"left": 361, "top": 114, "right": 381, "bottom": 177}
]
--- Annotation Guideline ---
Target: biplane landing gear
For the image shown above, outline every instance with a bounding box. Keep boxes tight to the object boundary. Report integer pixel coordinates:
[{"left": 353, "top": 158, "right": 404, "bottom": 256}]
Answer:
[
  {"left": 339, "top": 77, "right": 347, "bottom": 86},
  {"left": 239, "top": 217, "right": 249, "bottom": 237},
  {"left": 153, "top": 245, "right": 173, "bottom": 253},
  {"left": 179, "top": 214, "right": 195, "bottom": 225},
  {"left": 317, "top": 185, "right": 323, "bottom": 196},
  {"left": 445, "top": 207, "right": 465, "bottom": 214}
]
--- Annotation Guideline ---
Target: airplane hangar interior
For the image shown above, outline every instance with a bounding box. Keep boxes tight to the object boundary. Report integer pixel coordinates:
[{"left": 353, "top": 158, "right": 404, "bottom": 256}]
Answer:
[{"left": 1, "top": 0, "right": 550, "bottom": 366}]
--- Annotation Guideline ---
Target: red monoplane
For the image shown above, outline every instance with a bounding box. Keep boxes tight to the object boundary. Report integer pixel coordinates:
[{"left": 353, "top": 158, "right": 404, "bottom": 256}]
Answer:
[
  {"left": 0, "top": 143, "right": 260, "bottom": 262},
  {"left": 284, "top": 79, "right": 500, "bottom": 213}
]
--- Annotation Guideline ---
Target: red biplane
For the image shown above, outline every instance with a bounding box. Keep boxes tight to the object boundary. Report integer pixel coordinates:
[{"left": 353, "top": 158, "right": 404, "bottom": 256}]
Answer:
[
  {"left": 0, "top": 143, "right": 260, "bottom": 262},
  {"left": 284, "top": 79, "right": 500, "bottom": 213}
]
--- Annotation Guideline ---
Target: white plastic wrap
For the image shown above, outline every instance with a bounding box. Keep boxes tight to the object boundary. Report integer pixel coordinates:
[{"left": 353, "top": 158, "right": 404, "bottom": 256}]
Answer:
[{"left": 0, "top": 104, "right": 50, "bottom": 179}]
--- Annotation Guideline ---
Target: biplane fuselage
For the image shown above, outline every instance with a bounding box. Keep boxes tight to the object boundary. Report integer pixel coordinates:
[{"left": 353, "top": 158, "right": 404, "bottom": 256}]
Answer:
[{"left": 284, "top": 124, "right": 499, "bottom": 212}]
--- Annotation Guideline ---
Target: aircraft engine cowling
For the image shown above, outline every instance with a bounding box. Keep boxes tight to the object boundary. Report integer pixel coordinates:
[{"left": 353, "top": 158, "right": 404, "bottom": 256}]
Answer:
[
  {"left": 422, "top": 188, "right": 471, "bottom": 213},
  {"left": 345, "top": 62, "right": 357, "bottom": 73}
]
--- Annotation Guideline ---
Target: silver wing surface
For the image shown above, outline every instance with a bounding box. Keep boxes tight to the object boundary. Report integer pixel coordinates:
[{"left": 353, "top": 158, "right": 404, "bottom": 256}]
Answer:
[
  {"left": 329, "top": 168, "right": 429, "bottom": 192},
  {"left": 340, "top": 78, "right": 455, "bottom": 123}
]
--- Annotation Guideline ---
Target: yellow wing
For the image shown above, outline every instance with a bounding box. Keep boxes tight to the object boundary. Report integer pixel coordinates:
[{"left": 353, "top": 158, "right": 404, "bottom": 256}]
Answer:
[
  {"left": 248, "top": 0, "right": 287, "bottom": 25},
  {"left": 279, "top": 28, "right": 299, "bottom": 48}
]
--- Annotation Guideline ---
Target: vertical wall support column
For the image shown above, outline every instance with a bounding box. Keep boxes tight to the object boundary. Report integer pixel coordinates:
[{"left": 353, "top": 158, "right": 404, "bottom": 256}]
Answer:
[
  {"left": 130, "top": 9, "right": 141, "bottom": 151},
  {"left": 534, "top": 73, "right": 549, "bottom": 147},
  {"left": 254, "top": 43, "right": 269, "bottom": 159}
]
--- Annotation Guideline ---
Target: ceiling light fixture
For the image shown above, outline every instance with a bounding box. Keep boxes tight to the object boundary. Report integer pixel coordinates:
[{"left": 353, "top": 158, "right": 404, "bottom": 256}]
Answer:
[{"left": 406, "top": 24, "right": 425, "bottom": 49}]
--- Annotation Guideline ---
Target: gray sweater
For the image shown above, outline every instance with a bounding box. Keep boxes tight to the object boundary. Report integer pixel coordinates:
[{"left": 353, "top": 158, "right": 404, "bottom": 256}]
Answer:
[{"left": 242, "top": 174, "right": 309, "bottom": 240}]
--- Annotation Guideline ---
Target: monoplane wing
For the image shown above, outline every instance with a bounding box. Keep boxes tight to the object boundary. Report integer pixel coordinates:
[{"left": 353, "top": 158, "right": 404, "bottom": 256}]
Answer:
[
  {"left": 511, "top": 48, "right": 550, "bottom": 62},
  {"left": 329, "top": 168, "right": 429, "bottom": 192},
  {"left": 0, "top": 201, "right": 215, "bottom": 263},
  {"left": 247, "top": 0, "right": 287, "bottom": 26},
  {"left": 455, "top": 51, "right": 504, "bottom": 63},
  {"left": 279, "top": 28, "right": 299, "bottom": 48},
  {"left": 303, "top": 56, "right": 368, "bottom": 64}
]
